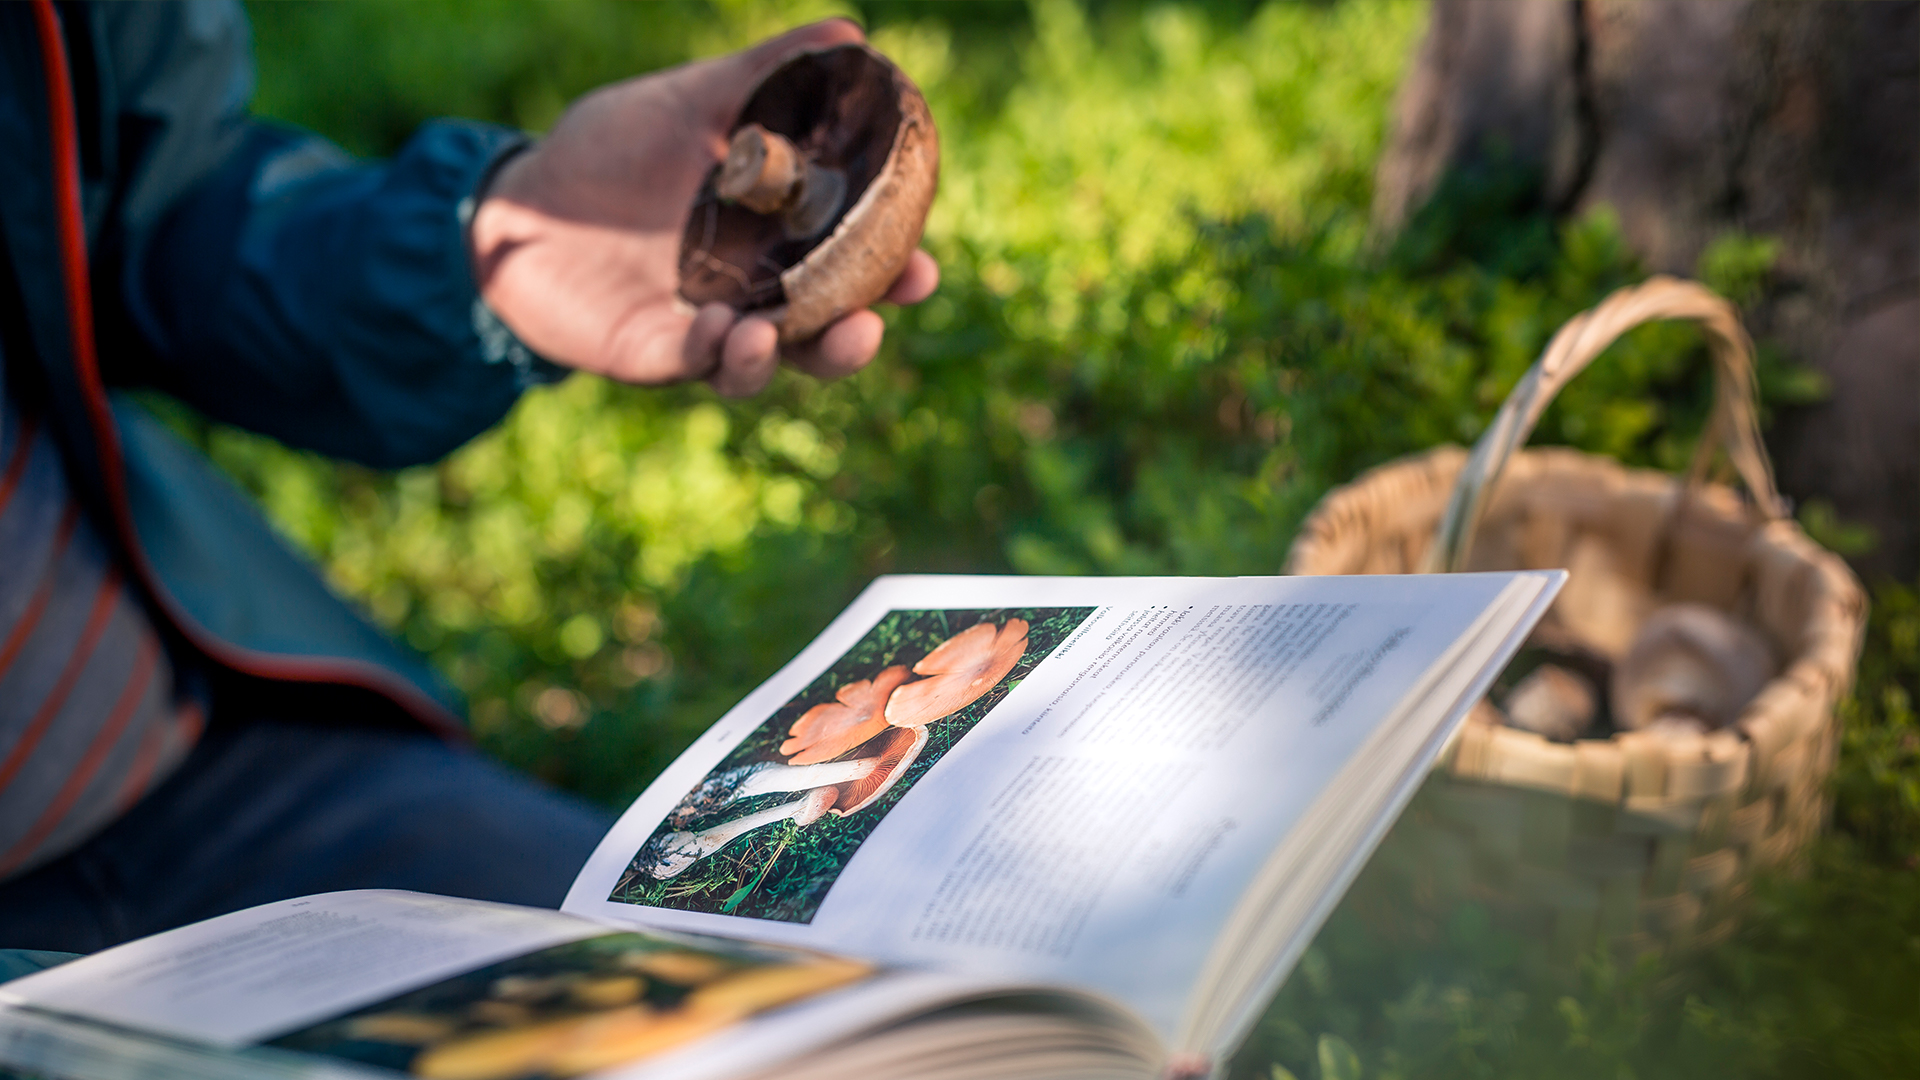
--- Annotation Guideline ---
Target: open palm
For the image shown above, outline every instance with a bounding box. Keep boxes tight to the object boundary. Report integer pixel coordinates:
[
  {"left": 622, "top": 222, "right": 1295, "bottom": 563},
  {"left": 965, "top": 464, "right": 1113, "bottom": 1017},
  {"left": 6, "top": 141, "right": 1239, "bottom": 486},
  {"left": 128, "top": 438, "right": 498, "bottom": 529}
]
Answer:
[{"left": 469, "top": 20, "right": 938, "bottom": 397}]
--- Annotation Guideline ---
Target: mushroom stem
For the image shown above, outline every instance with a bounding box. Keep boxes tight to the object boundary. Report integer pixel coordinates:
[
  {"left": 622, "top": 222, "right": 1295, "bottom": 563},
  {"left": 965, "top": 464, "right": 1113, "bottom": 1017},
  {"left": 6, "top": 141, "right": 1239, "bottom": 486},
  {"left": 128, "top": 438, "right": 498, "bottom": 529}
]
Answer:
[
  {"left": 639, "top": 787, "right": 836, "bottom": 880},
  {"left": 717, "top": 124, "right": 800, "bottom": 214},
  {"left": 715, "top": 123, "right": 848, "bottom": 241},
  {"left": 738, "top": 757, "right": 878, "bottom": 797},
  {"left": 667, "top": 758, "right": 879, "bottom": 827}
]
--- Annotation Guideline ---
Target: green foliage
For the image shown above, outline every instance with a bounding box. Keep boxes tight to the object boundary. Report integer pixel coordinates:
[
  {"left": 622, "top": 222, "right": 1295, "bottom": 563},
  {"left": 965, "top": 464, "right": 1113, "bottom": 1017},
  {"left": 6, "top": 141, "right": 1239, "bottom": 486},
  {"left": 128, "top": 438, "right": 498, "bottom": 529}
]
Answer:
[
  {"left": 227, "top": 0, "right": 1785, "bottom": 807},
  {"left": 1834, "top": 579, "right": 1920, "bottom": 863},
  {"left": 202, "top": 2, "right": 1915, "bottom": 1076}
]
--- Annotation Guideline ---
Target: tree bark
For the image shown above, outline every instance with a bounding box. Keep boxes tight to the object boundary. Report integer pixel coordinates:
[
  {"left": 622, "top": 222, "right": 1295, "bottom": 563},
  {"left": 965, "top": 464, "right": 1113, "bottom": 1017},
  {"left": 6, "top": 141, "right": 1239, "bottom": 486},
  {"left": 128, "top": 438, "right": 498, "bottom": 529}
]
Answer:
[{"left": 1376, "top": 0, "right": 1918, "bottom": 580}]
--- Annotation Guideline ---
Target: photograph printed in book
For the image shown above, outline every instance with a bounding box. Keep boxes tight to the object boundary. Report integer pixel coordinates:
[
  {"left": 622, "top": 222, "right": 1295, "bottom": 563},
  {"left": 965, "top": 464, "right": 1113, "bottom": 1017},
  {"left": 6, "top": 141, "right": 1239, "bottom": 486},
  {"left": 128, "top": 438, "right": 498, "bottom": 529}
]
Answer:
[
  {"left": 609, "top": 607, "right": 1098, "bottom": 922},
  {"left": 266, "top": 931, "right": 872, "bottom": 1080}
]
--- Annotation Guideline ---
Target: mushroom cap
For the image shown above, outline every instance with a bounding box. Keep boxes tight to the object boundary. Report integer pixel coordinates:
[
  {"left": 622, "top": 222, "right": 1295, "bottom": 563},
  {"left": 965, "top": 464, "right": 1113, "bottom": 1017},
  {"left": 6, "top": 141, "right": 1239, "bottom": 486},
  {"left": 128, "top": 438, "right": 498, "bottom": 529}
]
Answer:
[
  {"left": 1501, "top": 664, "right": 1598, "bottom": 743},
  {"left": 677, "top": 43, "right": 939, "bottom": 343},
  {"left": 1612, "top": 603, "right": 1775, "bottom": 730},
  {"left": 884, "top": 618, "right": 1030, "bottom": 729},
  {"left": 780, "top": 664, "right": 911, "bottom": 765},
  {"left": 827, "top": 724, "right": 927, "bottom": 816}
]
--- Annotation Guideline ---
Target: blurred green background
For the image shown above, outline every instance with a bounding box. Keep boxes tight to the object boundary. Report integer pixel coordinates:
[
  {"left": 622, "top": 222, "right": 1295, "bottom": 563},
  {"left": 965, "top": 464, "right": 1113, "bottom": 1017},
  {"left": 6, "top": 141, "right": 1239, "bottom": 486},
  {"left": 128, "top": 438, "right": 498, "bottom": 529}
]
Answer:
[{"left": 204, "top": 2, "right": 1915, "bottom": 1077}]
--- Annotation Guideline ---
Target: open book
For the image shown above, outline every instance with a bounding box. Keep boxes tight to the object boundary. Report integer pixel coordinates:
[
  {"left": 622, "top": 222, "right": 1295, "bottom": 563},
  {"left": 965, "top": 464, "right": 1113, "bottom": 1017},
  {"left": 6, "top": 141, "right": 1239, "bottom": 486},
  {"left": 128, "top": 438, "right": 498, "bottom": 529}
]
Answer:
[{"left": 1, "top": 571, "right": 1561, "bottom": 1080}]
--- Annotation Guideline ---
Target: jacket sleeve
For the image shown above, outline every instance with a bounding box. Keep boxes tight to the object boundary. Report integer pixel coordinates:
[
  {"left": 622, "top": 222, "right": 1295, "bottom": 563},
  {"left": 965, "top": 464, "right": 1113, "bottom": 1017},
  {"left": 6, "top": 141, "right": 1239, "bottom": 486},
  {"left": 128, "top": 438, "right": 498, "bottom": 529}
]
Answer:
[{"left": 99, "top": 0, "right": 562, "bottom": 469}]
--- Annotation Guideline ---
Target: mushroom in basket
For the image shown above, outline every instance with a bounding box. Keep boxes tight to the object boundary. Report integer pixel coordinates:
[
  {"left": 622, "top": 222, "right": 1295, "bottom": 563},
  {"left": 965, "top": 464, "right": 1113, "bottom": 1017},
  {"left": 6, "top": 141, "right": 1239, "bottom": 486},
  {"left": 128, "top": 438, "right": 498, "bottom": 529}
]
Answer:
[{"left": 1612, "top": 603, "right": 1775, "bottom": 733}]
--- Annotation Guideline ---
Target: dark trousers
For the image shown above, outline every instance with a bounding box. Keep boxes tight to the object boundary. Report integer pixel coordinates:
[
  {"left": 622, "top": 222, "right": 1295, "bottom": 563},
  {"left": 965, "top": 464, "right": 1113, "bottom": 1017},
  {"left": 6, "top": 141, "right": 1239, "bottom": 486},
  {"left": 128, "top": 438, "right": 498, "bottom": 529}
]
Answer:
[{"left": 0, "top": 717, "right": 614, "bottom": 955}]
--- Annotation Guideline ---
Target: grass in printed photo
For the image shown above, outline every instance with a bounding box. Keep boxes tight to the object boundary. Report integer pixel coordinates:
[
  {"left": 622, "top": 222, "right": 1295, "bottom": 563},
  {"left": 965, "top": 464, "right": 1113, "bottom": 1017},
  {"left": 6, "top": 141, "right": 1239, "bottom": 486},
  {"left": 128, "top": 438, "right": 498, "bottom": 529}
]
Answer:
[
  {"left": 608, "top": 606, "right": 1096, "bottom": 923},
  {"left": 268, "top": 931, "right": 870, "bottom": 1080}
]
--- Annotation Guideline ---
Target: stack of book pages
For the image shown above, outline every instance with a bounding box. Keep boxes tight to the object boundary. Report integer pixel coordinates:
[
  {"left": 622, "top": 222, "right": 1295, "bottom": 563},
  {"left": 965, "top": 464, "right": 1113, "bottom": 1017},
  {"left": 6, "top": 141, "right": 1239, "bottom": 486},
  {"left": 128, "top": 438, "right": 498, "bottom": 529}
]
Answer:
[{"left": 1, "top": 571, "right": 1561, "bottom": 1080}]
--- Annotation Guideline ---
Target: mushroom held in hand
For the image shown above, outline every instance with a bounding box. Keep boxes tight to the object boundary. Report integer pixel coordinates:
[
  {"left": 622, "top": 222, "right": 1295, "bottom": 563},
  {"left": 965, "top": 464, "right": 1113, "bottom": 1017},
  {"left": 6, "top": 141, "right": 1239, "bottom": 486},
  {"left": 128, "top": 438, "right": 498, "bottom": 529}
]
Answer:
[
  {"left": 665, "top": 757, "right": 880, "bottom": 827},
  {"left": 779, "top": 665, "right": 911, "bottom": 765},
  {"left": 1612, "top": 603, "right": 1775, "bottom": 731},
  {"left": 884, "top": 619, "right": 1030, "bottom": 729},
  {"left": 635, "top": 787, "right": 837, "bottom": 880},
  {"left": 679, "top": 44, "right": 938, "bottom": 343}
]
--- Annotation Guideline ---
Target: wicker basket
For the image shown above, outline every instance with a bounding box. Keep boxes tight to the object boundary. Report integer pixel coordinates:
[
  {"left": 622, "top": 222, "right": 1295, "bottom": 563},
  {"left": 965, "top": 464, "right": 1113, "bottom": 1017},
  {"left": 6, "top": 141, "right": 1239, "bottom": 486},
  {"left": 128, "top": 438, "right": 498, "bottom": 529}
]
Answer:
[{"left": 1285, "top": 277, "right": 1867, "bottom": 960}]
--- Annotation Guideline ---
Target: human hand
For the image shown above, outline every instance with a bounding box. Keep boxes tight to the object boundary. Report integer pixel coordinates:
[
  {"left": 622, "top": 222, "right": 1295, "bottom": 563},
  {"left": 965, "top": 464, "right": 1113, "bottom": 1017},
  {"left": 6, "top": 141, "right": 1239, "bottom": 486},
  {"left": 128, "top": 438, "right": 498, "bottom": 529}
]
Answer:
[{"left": 468, "top": 20, "right": 939, "bottom": 397}]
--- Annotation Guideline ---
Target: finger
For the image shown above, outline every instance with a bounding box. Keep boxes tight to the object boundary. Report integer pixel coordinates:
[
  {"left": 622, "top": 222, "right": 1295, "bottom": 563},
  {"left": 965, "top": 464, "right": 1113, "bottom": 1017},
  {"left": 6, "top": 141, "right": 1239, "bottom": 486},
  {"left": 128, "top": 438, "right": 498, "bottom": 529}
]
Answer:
[
  {"left": 693, "top": 20, "right": 869, "bottom": 130},
  {"left": 882, "top": 249, "right": 940, "bottom": 306},
  {"left": 681, "top": 302, "right": 737, "bottom": 380},
  {"left": 709, "top": 316, "right": 781, "bottom": 398},
  {"left": 783, "top": 309, "right": 884, "bottom": 381},
  {"left": 601, "top": 304, "right": 700, "bottom": 385}
]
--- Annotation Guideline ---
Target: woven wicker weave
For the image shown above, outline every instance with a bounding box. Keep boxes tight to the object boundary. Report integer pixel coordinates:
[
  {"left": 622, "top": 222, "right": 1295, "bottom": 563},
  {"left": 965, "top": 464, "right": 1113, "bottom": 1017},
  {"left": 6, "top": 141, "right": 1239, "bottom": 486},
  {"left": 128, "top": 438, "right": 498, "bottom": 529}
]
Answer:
[{"left": 1285, "top": 277, "right": 1867, "bottom": 958}]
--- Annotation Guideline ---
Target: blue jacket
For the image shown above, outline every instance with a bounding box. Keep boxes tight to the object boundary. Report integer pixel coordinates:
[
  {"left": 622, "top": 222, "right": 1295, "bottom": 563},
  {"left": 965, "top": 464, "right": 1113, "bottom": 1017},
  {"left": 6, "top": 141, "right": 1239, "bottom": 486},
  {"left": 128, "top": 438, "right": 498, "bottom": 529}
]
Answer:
[{"left": 1, "top": 1, "right": 552, "bottom": 735}]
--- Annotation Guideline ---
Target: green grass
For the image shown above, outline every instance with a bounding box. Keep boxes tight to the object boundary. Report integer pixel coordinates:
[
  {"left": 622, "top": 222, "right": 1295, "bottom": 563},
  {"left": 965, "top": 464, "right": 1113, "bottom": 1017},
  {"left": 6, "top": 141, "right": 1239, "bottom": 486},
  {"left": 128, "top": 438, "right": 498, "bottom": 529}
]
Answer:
[{"left": 206, "top": 2, "right": 1920, "bottom": 1075}]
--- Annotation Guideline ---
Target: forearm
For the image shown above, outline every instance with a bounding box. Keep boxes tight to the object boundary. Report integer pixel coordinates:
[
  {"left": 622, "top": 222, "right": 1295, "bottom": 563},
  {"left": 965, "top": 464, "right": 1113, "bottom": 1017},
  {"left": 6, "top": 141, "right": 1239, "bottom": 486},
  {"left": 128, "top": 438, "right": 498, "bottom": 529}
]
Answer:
[{"left": 129, "top": 120, "right": 561, "bottom": 467}]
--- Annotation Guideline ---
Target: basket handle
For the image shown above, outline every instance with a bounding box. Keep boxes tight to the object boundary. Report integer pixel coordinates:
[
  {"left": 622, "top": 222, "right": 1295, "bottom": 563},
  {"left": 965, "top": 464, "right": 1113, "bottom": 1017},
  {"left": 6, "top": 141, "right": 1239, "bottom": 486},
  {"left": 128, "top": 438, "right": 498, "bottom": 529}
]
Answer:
[{"left": 1421, "top": 276, "right": 1787, "bottom": 574}]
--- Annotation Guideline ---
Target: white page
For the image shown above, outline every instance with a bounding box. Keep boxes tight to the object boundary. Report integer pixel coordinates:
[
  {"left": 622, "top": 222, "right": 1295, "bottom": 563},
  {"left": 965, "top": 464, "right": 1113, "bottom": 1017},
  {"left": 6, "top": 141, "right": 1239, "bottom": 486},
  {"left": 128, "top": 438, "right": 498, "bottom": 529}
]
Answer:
[
  {"left": 565, "top": 573, "right": 1542, "bottom": 1038},
  {"left": 0, "top": 890, "right": 1057, "bottom": 1080},
  {"left": 1188, "top": 574, "right": 1559, "bottom": 1055},
  {"left": 0, "top": 891, "right": 597, "bottom": 1046}
]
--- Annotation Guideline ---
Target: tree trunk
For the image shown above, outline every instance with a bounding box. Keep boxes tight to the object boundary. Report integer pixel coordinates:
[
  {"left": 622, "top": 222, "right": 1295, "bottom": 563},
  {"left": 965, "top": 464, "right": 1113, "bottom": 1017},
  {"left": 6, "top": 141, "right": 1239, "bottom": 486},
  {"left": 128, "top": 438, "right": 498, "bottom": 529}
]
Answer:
[{"left": 1376, "top": 0, "right": 1918, "bottom": 580}]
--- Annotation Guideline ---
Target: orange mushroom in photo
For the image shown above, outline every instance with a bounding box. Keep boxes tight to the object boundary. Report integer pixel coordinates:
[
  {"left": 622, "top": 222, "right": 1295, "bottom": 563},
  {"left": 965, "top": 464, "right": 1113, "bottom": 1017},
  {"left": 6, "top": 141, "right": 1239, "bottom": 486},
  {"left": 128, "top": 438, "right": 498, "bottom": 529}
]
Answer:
[
  {"left": 823, "top": 725, "right": 927, "bottom": 817},
  {"left": 779, "top": 665, "right": 911, "bottom": 765},
  {"left": 884, "top": 619, "right": 1029, "bottom": 729}
]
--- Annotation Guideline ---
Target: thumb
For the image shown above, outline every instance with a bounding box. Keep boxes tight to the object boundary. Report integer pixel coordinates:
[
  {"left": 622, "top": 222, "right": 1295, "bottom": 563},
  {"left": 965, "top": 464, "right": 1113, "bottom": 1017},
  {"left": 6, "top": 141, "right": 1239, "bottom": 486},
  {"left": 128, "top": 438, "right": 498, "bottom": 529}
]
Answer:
[{"left": 689, "top": 19, "right": 868, "bottom": 129}]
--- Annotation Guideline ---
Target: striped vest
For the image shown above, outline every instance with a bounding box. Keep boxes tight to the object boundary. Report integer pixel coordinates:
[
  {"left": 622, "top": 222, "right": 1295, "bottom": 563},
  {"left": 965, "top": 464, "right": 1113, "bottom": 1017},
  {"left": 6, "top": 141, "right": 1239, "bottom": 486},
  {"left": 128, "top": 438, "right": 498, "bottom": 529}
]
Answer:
[{"left": 0, "top": 374, "right": 204, "bottom": 878}]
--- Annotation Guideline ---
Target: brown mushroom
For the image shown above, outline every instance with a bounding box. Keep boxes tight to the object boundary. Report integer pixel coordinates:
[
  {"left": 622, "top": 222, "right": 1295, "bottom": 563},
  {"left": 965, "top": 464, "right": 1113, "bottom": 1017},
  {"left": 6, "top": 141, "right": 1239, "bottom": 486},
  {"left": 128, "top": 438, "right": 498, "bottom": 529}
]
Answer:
[
  {"left": 715, "top": 123, "right": 849, "bottom": 240},
  {"left": 779, "top": 665, "right": 911, "bottom": 765},
  {"left": 1612, "top": 604, "right": 1774, "bottom": 731},
  {"left": 824, "top": 724, "right": 928, "bottom": 817},
  {"left": 883, "top": 619, "right": 1030, "bottom": 729},
  {"left": 1501, "top": 664, "right": 1598, "bottom": 743},
  {"left": 679, "top": 43, "right": 939, "bottom": 343}
]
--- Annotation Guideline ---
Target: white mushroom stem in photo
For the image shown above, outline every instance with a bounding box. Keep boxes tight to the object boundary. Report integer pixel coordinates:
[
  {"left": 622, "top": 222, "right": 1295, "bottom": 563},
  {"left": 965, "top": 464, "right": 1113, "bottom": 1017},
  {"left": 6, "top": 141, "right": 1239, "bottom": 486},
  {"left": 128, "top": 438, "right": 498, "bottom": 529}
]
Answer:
[
  {"left": 639, "top": 787, "right": 838, "bottom": 880},
  {"left": 668, "top": 758, "right": 880, "bottom": 826}
]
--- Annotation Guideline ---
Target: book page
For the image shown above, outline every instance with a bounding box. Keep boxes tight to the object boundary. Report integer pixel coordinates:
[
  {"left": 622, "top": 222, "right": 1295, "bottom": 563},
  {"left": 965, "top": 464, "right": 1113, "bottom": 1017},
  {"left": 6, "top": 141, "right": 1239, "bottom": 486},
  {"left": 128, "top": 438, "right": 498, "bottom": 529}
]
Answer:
[
  {"left": 2, "top": 891, "right": 597, "bottom": 1046},
  {"left": 565, "top": 573, "right": 1546, "bottom": 1039},
  {"left": 0, "top": 890, "right": 1037, "bottom": 1080}
]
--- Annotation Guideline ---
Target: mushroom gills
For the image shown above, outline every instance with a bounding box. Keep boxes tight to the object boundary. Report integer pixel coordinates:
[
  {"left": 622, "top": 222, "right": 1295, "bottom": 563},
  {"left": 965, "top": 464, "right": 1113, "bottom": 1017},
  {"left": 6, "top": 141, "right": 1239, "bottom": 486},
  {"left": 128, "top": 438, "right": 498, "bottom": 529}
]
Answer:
[
  {"left": 824, "top": 724, "right": 927, "bottom": 817},
  {"left": 676, "top": 43, "right": 937, "bottom": 342},
  {"left": 637, "top": 787, "right": 837, "bottom": 880},
  {"left": 716, "top": 124, "right": 848, "bottom": 241}
]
